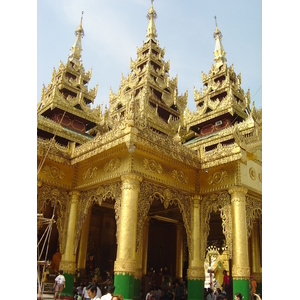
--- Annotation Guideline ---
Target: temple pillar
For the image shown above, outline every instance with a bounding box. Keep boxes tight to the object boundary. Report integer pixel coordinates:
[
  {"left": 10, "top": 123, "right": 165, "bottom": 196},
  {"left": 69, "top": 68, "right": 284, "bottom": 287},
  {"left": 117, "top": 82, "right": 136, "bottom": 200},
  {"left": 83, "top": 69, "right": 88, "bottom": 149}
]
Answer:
[
  {"left": 176, "top": 223, "right": 183, "bottom": 279},
  {"left": 114, "top": 174, "right": 143, "bottom": 300},
  {"left": 76, "top": 207, "right": 91, "bottom": 278},
  {"left": 142, "top": 217, "right": 150, "bottom": 276},
  {"left": 134, "top": 242, "right": 143, "bottom": 300},
  {"left": 251, "top": 220, "right": 262, "bottom": 294},
  {"left": 229, "top": 187, "right": 250, "bottom": 300},
  {"left": 60, "top": 191, "right": 80, "bottom": 298},
  {"left": 187, "top": 195, "right": 204, "bottom": 300}
]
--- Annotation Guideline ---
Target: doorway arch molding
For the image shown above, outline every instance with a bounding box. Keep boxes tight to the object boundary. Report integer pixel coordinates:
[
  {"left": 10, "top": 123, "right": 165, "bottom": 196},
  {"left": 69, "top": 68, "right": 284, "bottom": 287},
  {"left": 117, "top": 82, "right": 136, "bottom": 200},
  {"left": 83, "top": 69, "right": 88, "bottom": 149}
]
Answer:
[
  {"left": 136, "top": 180, "right": 193, "bottom": 254},
  {"left": 37, "top": 183, "right": 69, "bottom": 254},
  {"left": 74, "top": 182, "right": 122, "bottom": 254},
  {"left": 201, "top": 191, "right": 232, "bottom": 259}
]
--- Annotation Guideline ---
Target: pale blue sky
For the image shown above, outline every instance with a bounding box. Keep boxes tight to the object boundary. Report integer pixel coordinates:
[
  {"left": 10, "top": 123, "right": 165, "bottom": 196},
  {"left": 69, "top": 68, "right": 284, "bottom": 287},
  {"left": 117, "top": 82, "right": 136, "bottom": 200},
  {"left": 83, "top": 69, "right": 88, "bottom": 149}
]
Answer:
[{"left": 37, "top": 0, "right": 262, "bottom": 111}]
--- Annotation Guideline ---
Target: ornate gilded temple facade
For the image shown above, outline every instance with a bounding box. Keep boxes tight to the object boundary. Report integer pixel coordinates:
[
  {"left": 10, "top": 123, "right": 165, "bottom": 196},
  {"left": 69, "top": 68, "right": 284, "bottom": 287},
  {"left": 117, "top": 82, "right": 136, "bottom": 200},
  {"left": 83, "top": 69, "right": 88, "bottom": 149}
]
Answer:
[{"left": 37, "top": 3, "right": 262, "bottom": 300}]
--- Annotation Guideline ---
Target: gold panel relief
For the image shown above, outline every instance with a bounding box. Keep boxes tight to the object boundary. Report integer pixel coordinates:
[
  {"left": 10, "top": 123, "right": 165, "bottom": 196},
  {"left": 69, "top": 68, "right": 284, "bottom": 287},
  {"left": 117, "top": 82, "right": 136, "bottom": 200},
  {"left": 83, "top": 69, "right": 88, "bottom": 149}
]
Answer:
[
  {"left": 42, "top": 165, "right": 65, "bottom": 180},
  {"left": 143, "top": 158, "right": 163, "bottom": 174}
]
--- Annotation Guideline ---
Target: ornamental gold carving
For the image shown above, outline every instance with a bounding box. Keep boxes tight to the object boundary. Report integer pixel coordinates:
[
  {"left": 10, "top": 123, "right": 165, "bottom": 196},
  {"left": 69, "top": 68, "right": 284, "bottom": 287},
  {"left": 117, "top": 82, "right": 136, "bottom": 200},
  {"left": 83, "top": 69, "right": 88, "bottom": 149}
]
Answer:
[
  {"left": 258, "top": 172, "right": 262, "bottom": 182},
  {"left": 207, "top": 171, "right": 228, "bottom": 185},
  {"left": 42, "top": 165, "right": 65, "bottom": 180},
  {"left": 172, "top": 169, "right": 188, "bottom": 183},
  {"left": 114, "top": 259, "right": 136, "bottom": 274},
  {"left": 37, "top": 184, "right": 69, "bottom": 254},
  {"left": 232, "top": 265, "right": 250, "bottom": 278},
  {"left": 59, "top": 260, "right": 77, "bottom": 274},
  {"left": 136, "top": 181, "right": 192, "bottom": 255},
  {"left": 104, "top": 158, "right": 121, "bottom": 172},
  {"left": 202, "top": 192, "right": 232, "bottom": 259},
  {"left": 187, "top": 267, "right": 205, "bottom": 279},
  {"left": 249, "top": 167, "right": 256, "bottom": 180},
  {"left": 143, "top": 158, "right": 163, "bottom": 174},
  {"left": 82, "top": 167, "right": 97, "bottom": 180}
]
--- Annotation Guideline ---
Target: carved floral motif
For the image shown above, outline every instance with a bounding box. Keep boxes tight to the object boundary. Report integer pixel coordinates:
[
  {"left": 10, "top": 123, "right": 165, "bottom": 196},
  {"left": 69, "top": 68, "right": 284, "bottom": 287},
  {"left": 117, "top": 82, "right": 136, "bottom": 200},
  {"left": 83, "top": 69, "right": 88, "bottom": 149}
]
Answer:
[
  {"left": 104, "top": 158, "right": 121, "bottom": 172},
  {"left": 82, "top": 167, "right": 97, "bottom": 180},
  {"left": 207, "top": 171, "right": 228, "bottom": 185},
  {"left": 249, "top": 167, "right": 257, "bottom": 180},
  {"left": 172, "top": 169, "right": 188, "bottom": 183},
  {"left": 42, "top": 165, "right": 65, "bottom": 180},
  {"left": 143, "top": 158, "right": 163, "bottom": 174}
]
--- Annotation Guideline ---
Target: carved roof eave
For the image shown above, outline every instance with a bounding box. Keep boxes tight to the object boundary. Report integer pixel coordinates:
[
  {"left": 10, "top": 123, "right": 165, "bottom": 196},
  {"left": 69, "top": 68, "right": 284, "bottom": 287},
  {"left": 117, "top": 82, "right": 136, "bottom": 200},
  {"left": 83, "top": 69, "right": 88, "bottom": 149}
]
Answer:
[
  {"left": 186, "top": 107, "right": 236, "bottom": 129},
  {"left": 70, "top": 123, "right": 129, "bottom": 164},
  {"left": 201, "top": 144, "right": 242, "bottom": 169},
  {"left": 145, "top": 105, "right": 180, "bottom": 134},
  {"left": 137, "top": 128, "right": 200, "bottom": 169},
  {"left": 37, "top": 137, "right": 71, "bottom": 164},
  {"left": 38, "top": 100, "right": 101, "bottom": 124},
  {"left": 37, "top": 115, "right": 93, "bottom": 145}
]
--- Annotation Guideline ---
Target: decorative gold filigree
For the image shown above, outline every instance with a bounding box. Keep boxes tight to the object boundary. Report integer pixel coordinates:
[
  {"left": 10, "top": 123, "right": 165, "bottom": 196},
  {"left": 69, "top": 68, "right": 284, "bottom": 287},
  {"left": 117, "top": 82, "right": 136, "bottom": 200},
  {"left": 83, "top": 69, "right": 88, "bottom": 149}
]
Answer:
[
  {"left": 207, "top": 171, "right": 228, "bottom": 185},
  {"left": 104, "top": 158, "right": 121, "bottom": 172},
  {"left": 202, "top": 192, "right": 232, "bottom": 259},
  {"left": 249, "top": 167, "right": 256, "bottom": 180},
  {"left": 37, "top": 184, "right": 69, "bottom": 254},
  {"left": 74, "top": 182, "right": 122, "bottom": 254},
  {"left": 143, "top": 158, "right": 163, "bottom": 174},
  {"left": 42, "top": 165, "right": 65, "bottom": 180},
  {"left": 136, "top": 181, "right": 192, "bottom": 255},
  {"left": 82, "top": 167, "right": 97, "bottom": 180},
  {"left": 172, "top": 169, "right": 188, "bottom": 183}
]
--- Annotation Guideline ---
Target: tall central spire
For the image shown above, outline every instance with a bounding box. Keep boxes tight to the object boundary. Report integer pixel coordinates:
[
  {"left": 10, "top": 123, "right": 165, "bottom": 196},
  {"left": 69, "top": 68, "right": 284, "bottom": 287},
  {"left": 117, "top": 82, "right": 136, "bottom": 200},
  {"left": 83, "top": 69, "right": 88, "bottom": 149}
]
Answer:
[
  {"left": 68, "top": 11, "right": 85, "bottom": 62},
  {"left": 146, "top": 0, "right": 157, "bottom": 41},
  {"left": 213, "top": 16, "right": 227, "bottom": 67}
]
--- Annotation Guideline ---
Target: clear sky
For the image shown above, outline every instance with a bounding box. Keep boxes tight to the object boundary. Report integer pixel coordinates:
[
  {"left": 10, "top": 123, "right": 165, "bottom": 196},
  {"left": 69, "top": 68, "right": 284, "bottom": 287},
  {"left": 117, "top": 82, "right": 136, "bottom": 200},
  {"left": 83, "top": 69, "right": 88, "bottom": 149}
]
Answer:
[{"left": 37, "top": 0, "right": 262, "bottom": 111}]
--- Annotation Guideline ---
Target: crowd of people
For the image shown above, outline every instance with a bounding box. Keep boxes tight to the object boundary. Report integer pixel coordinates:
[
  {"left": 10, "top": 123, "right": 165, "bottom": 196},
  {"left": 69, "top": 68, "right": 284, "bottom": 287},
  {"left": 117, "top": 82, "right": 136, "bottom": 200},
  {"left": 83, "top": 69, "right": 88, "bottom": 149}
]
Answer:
[{"left": 53, "top": 268, "right": 262, "bottom": 300}]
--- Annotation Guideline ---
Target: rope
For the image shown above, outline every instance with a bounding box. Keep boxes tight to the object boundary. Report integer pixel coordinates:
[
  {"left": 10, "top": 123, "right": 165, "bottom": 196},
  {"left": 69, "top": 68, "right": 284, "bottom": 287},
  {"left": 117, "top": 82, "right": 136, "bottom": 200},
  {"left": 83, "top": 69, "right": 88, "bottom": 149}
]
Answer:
[{"left": 37, "top": 111, "right": 66, "bottom": 175}]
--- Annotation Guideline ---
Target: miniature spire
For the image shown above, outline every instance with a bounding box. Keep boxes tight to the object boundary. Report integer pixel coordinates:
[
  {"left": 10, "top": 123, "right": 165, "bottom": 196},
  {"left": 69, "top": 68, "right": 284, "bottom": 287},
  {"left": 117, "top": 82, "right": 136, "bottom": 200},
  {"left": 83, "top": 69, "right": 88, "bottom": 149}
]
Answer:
[
  {"left": 68, "top": 11, "right": 85, "bottom": 62},
  {"left": 146, "top": 0, "right": 157, "bottom": 41},
  {"left": 213, "top": 16, "right": 227, "bottom": 66}
]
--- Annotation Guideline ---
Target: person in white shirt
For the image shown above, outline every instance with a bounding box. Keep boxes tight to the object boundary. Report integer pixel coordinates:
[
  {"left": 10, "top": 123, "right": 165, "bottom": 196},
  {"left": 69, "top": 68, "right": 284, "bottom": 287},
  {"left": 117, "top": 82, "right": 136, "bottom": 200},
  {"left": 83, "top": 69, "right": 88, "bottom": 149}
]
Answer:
[
  {"left": 83, "top": 284, "right": 102, "bottom": 300},
  {"left": 100, "top": 285, "right": 115, "bottom": 300},
  {"left": 53, "top": 270, "right": 65, "bottom": 300},
  {"left": 86, "top": 284, "right": 102, "bottom": 300}
]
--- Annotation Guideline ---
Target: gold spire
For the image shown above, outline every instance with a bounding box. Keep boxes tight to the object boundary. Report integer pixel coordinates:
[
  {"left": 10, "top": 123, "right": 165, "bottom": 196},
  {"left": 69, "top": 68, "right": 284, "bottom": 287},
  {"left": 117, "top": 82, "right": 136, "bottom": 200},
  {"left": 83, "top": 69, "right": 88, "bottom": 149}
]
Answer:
[
  {"left": 146, "top": 0, "right": 157, "bottom": 41},
  {"left": 68, "top": 11, "right": 85, "bottom": 62},
  {"left": 213, "top": 16, "right": 227, "bottom": 67}
]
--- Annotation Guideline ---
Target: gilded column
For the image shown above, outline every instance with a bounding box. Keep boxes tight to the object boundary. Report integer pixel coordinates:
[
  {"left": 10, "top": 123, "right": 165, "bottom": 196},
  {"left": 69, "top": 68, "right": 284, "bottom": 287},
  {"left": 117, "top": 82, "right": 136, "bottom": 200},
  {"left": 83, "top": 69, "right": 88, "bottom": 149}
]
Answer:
[
  {"left": 60, "top": 191, "right": 80, "bottom": 297},
  {"left": 77, "top": 207, "right": 91, "bottom": 278},
  {"left": 187, "top": 195, "right": 205, "bottom": 300},
  {"left": 142, "top": 217, "right": 150, "bottom": 276},
  {"left": 251, "top": 221, "right": 262, "bottom": 294},
  {"left": 176, "top": 223, "right": 183, "bottom": 279},
  {"left": 229, "top": 187, "right": 250, "bottom": 300},
  {"left": 114, "top": 174, "right": 142, "bottom": 300}
]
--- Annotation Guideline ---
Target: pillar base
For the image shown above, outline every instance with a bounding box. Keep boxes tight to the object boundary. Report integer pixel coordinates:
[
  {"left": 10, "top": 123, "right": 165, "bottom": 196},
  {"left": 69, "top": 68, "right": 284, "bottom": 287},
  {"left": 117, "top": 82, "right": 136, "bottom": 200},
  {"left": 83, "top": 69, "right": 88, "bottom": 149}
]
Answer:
[
  {"left": 188, "top": 279, "right": 204, "bottom": 300},
  {"left": 133, "top": 277, "right": 141, "bottom": 300},
  {"left": 114, "top": 272, "right": 134, "bottom": 300},
  {"left": 61, "top": 273, "right": 75, "bottom": 298},
  {"left": 233, "top": 278, "right": 249, "bottom": 300}
]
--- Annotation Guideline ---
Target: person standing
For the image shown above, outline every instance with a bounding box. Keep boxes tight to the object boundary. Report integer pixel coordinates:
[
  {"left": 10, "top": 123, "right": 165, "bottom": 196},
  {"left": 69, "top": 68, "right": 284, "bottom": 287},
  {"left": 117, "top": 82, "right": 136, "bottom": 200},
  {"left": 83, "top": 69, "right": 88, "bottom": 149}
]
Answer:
[
  {"left": 53, "top": 270, "right": 66, "bottom": 300},
  {"left": 221, "top": 270, "right": 229, "bottom": 295},
  {"left": 86, "top": 284, "right": 101, "bottom": 300},
  {"left": 101, "top": 285, "right": 115, "bottom": 300}
]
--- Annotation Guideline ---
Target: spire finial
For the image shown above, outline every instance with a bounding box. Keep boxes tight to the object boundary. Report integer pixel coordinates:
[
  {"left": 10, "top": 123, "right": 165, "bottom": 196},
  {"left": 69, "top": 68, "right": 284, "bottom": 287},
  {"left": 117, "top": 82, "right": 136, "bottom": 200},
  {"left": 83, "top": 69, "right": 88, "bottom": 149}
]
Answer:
[
  {"left": 146, "top": 0, "right": 157, "bottom": 40},
  {"left": 213, "top": 16, "right": 226, "bottom": 66},
  {"left": 68, "top": 12, "right": 85, "bottom": 62}
]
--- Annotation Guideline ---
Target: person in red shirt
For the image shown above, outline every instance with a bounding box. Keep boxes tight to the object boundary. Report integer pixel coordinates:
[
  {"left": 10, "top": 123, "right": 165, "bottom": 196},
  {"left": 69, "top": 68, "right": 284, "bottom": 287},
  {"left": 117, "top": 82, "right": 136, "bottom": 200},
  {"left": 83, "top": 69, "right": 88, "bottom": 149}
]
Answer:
[{"left": 222, "top": 270, "right": 229, "bottom": 295}]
